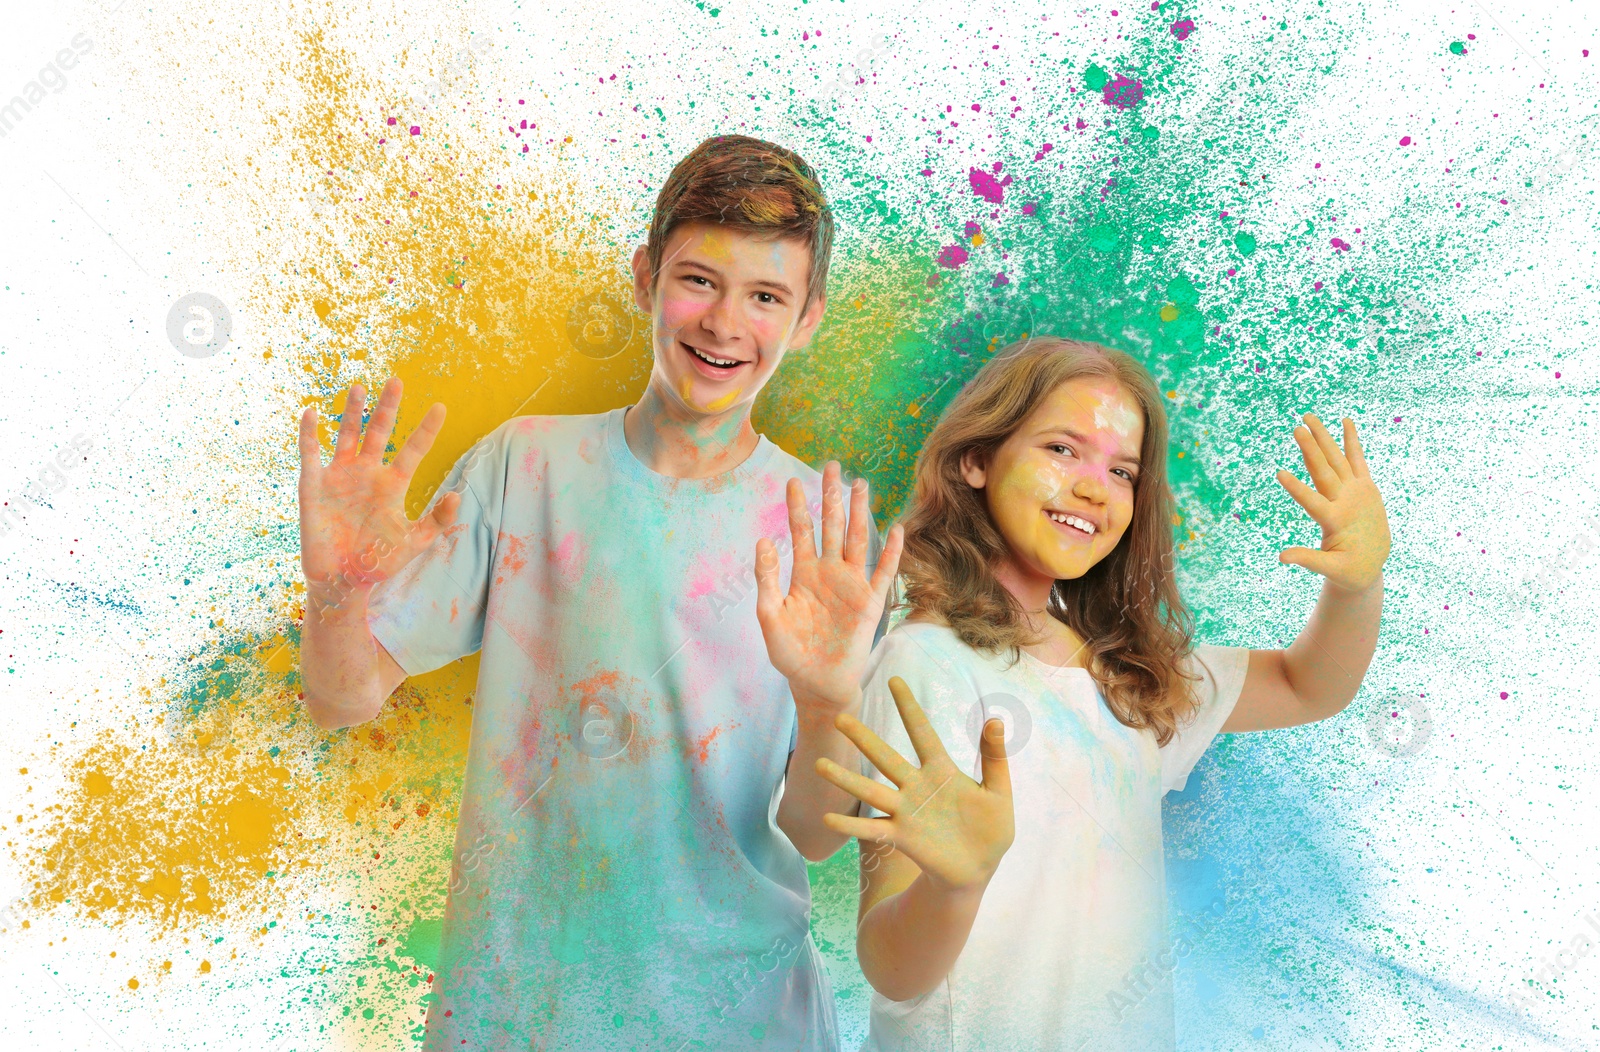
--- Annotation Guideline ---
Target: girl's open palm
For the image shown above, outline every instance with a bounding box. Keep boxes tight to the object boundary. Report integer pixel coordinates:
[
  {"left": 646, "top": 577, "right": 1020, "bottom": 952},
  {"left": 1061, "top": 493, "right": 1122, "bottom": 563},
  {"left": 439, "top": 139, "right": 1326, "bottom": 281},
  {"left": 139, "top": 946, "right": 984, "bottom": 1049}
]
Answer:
[
  {"left": 1276, "top": 413, "right": 1392, "bottom": 593},
  {"left": 298, "top": 378, "right": 459, "bottom": 609},
  {"left": 816, "top": 677, "right": 1014, "bottom": 892},
  {"left": 755, "top": 462, "right": 904, "bottom": 711}
]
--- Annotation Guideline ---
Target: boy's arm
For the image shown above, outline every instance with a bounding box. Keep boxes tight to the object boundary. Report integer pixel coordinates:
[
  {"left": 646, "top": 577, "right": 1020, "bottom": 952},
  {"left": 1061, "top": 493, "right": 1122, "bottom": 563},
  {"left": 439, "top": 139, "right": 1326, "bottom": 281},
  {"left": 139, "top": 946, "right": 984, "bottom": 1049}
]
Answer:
[
  {"left": 296, "top": 378, "right": 460, "bottom": 731},
  {"left": 1222, "top": 413, "right": 1390, "bottom": 733},
  {"left": 757, "top": 463, "right": 903, "bottom": 861},
  {"left": 777, "top": 688, "right": 868, "bottom": 860},
  {"left": 301, "top": 584, "right": 409, "bottom": 730}
]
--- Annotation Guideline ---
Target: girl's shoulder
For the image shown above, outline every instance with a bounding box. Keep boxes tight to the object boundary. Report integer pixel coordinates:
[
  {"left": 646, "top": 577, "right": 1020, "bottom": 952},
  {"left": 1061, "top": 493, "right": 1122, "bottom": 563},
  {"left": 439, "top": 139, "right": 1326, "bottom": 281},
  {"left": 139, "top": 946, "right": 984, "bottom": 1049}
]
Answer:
[{"left": 865, "top": 617, "right": 1029, "bottom": 700}]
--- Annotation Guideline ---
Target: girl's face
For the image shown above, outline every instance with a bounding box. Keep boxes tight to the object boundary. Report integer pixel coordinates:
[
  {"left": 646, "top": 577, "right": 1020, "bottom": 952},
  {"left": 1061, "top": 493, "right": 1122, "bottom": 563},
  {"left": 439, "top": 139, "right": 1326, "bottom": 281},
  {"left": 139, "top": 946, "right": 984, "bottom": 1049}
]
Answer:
[{"left": 962, "top": 377, "right": 1145, "bottom": 587}]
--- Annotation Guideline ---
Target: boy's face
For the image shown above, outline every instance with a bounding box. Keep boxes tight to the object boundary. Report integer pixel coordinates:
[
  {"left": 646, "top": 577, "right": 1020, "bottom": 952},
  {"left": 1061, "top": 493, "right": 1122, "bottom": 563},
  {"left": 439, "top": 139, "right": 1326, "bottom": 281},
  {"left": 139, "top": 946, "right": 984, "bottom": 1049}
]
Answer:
[
  {"left": 631, "top": 221, "right": 826, "bottom": 419},
  {"left": 962, "top": 377, "right": 1145, "bottom": 584}
]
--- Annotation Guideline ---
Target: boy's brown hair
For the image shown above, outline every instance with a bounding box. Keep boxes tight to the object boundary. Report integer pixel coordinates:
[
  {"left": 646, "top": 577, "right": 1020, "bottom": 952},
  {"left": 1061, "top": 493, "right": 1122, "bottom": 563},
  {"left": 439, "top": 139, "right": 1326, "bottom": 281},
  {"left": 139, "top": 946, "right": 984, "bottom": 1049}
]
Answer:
[
  {"left": 898, "top": 336, "right": 1207, "bottom": 747},
  {"left": 647, "top": 135, "right": 835, "bottom": 309}
]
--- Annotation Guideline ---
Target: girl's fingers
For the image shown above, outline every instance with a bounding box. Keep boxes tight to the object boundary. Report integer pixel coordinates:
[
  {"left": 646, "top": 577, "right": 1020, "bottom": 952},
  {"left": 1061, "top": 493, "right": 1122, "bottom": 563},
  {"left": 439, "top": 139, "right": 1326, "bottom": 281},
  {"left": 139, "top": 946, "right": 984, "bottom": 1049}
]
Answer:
[
  {"left": 819, "top": 461, "right": 845, "bottom": 559},
  {"left": 1276, "top": 469, "right": 1333, "bottom": 523},
  {"left": 360, "top": 378, "right": 403, "bottom": 460},
  {"left": 815, "top": 757, "right": 901, "bottom": 814},
  {"left": 843, "top": 476, "right": 871, "bottom": 566},
  {"left": 977, "top": 718, "right": 1012, "bottom": 798},
  {"left": 333, "top": 384, "right": 367, "bottom": 461},
  {"left": 786, "top": 477, "right": 818, "bottom": 571},
  {"left": 821, "top": 811, "right": 894, "bottom": 842},
  {"left": 1303, "top": 413, "right": 1353, "bottom": 482},
  {"left": 1342, "top": 418, "right": 1371, "bottom": 479},
  {"left": 1279, "top": 545, "right": 1339, "bottom": 577},
  {"left": 391, "top": 402, "right": 447, "bottom": 481},
  {"left": 834, "top": 711, "right": 917, "bottom": 787},
  {"left": 887, "top": 676, "right": 952, "bottom": 768},
  {"left": 1293, "top": 425, "right": 1341, "bottom": 497}
]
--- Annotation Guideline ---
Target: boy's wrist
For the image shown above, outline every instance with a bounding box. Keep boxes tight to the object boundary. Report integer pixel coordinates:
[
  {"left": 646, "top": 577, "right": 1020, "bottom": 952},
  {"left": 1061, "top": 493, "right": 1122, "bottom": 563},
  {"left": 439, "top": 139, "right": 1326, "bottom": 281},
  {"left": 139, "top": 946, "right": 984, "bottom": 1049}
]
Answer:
[{"left": 791, "top": 685, "right": 860, "bottom": 729}]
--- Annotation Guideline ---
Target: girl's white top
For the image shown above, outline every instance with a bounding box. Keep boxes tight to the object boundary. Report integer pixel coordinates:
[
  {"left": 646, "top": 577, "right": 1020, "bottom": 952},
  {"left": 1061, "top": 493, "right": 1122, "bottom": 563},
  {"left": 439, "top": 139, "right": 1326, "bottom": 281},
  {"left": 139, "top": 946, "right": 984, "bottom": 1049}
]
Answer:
[{"left": 857, "top": 619, "right": 1248, "bottom": 1052}]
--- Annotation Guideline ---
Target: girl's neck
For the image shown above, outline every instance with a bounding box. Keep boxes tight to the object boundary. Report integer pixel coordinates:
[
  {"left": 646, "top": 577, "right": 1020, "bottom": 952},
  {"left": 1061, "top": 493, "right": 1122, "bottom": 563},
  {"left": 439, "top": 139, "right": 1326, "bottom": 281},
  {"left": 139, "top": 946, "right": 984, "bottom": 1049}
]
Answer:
[{"left": 992, "top": 553, "right": 1091, "bottom": 669}]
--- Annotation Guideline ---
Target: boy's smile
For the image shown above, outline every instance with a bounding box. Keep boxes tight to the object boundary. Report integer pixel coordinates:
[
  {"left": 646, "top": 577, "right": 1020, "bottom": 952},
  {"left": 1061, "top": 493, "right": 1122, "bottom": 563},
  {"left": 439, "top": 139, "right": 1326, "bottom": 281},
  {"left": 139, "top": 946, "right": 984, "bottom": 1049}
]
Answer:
[{"left": 632, "top": 222, "right": 825, "bottom": 420}]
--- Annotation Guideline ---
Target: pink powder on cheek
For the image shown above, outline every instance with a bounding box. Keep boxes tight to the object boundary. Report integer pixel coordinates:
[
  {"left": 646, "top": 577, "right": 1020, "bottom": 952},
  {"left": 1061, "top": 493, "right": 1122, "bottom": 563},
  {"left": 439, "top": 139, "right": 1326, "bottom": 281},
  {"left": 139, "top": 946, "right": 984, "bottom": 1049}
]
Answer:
[{"left": 658, "top": 297, "right": 702, "bottom": 330}]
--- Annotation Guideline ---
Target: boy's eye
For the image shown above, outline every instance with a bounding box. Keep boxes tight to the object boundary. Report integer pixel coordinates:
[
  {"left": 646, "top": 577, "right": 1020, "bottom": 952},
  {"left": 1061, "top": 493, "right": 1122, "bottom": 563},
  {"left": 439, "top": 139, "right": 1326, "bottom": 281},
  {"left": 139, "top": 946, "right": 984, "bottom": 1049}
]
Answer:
[{"left": 755, "top": 292, "right": 778, "bottom": 305}]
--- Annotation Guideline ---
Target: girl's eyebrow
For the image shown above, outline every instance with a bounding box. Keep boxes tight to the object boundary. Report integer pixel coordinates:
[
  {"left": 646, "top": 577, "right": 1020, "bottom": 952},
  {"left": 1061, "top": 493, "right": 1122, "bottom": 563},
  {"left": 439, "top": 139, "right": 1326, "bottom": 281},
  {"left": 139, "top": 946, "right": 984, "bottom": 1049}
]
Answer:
[{"left": 1039, "top": 426, "right": 1142, "bottom": 467}]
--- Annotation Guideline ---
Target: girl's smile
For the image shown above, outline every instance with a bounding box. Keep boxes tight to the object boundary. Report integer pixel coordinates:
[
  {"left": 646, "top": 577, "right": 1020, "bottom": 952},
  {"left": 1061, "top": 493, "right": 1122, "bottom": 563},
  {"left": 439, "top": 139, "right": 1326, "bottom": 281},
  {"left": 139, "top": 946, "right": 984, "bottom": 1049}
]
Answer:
[{"left": 963, "top": 378, "right": 1144, "bottom": 593}]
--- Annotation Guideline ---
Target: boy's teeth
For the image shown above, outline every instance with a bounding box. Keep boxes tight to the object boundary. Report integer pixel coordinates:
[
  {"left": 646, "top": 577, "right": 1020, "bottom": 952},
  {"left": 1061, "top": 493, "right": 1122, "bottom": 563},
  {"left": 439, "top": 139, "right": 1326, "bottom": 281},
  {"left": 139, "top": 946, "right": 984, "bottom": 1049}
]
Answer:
[
  {"left": 1046, "top": 510, "right": 1096, "bottom": 535},
  {"left": 689, "top": 345, "right": 739, "bottom": 367}
]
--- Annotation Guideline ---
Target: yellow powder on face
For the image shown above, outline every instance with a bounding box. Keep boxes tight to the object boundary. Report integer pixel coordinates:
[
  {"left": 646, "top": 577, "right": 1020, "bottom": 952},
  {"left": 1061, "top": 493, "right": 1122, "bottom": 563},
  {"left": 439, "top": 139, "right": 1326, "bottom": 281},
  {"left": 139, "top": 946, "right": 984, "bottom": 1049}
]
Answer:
[
  {"left": 705, "top": 386, "right": 743, "bottom": 413},
  {"left": 697, "top": 228, "right": 734, "bottom": 262}
]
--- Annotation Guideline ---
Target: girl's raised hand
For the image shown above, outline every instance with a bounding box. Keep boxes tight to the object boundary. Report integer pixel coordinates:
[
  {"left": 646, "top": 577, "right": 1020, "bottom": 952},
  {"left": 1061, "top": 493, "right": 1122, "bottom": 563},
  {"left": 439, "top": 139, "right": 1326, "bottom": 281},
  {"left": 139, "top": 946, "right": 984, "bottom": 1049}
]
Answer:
[
  {"left": 815, "top": 677, "right": 1014, "bottom": 893},
  {"left": 755, "top": 462, "right": 905, "bottom": 713},
  {"left": 1275, "top": 413, "right": 1392, "bottom": 593},
  {"left": 298, "top": 379, "right": 460, "bottom": 613}
]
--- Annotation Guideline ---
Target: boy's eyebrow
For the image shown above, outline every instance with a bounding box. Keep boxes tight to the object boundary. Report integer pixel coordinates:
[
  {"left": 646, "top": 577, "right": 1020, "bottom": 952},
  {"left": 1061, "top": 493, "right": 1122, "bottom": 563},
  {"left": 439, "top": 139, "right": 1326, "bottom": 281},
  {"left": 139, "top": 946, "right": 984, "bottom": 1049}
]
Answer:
[
  {"left": 669, "top": 259, "right": 795, "bottom": 297},
  {"left": 1040, "top": 426, "right": 1142, "bottom": 467}
]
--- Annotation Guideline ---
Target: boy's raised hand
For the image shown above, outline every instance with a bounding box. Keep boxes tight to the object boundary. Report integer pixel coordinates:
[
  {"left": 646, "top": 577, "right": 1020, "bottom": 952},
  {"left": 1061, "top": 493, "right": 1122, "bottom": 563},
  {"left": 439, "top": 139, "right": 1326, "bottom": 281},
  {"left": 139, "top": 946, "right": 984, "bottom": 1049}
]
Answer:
[
  {"left": 1275, "top": 413, "right": 1392, "bottom": 593},
  {"left": 816, "top": 677, "right": 1014, "bottom": 892},
  {"left": 755, "top": 461, "right": 904, "bottom": 713},
  {"left": 298, "top": 378, "right": 460, "bottom": 608}
]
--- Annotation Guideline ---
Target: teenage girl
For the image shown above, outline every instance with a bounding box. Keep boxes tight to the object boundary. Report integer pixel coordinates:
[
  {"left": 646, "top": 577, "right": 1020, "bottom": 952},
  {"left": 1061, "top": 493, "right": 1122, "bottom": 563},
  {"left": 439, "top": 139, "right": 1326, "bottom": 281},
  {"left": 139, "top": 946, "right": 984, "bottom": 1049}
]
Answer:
[{"left": 806, "top": 337, "right": 1390, "bottom": 1050}]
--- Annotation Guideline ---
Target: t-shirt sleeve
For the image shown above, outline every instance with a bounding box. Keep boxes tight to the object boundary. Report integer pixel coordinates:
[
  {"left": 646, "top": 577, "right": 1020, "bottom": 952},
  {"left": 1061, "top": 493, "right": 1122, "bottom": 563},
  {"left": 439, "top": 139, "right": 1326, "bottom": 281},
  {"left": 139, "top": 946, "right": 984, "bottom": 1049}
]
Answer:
[
  {"left": 367, "top": 421, "right": 515, "bottom": 677},
  {"left": 856, "top": 630, "right": 981, "bottom": 819},
  {"left": 1158, "top": 643, "right": 1251, "bottom": 795}
]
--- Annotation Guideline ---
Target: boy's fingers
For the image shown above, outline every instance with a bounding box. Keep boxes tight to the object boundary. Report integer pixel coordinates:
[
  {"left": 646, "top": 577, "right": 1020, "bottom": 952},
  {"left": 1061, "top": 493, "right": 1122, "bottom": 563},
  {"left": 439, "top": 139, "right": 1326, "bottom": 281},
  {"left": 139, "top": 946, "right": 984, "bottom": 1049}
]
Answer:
[
  {"left": 868, "top": 523, "right": 905, "bottom": 601},
  {"left": 1303, "top": 413, "right": 1353, "bottom": 481},
  {"left": 428, "top": 490, "right": 461, "bottom": 533},
  {"left": 834, "top": 711, "right": 916, "bottom": 787},
  {"left": 819, "top": 461, "right": 845, "bottom": 558},
  {"left": 842, "top": 477, "right": 871, "bottom": 566},
  {"left": 391, "top": 402, "right": 447, "bottom": 481},
  {"left": 786, "top": 477, "right": 817, "bottom": 568},
  {"left": 978, "top": 718, "right": 1012, "bottom": 798},
  {"left": 1343, "top": 418, "right": 1371, "bottom": 478},
  {"left": 360, "top": 378, "right": 403, "bottom": 460},
  {"left": 754, "top": 537, "right": 783, "bottom": 616},
  {"left": 298, "top": 407, "right": 322, "bottom": 474},
  {"left": 887, "top": 677, "right": 951, "bottom": 767},
  {"left": 821, "top": 811, "right": 894, "bottom": 843},
  {"left": 815, "top": 756, "right": 900, "bottom": 814},
  {"left": 1292, "top": 426, "right": 1340, "bottom": 497},
  {"left": 333, "top": 383, "right": 366, "bottom": 461}
]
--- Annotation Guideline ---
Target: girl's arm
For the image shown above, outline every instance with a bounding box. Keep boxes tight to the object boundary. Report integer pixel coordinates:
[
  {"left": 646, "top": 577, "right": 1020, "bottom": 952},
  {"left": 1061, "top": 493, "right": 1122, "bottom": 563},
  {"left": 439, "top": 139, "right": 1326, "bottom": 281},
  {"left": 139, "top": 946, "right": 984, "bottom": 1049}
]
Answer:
[
  {"left": 853, "top": 839, "right": 991, "bottom": 1002},
  {"left": 815, "top": 676, "right": 1013, "bottom": 1001},
  {"left": 1222, "top": 413, "right": 1391, "bottom": 733}
]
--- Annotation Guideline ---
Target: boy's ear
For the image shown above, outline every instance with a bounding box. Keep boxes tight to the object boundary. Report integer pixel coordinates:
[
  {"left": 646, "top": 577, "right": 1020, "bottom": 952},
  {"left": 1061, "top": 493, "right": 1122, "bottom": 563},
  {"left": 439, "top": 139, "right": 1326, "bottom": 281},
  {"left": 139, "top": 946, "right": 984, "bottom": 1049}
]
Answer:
[
  {"left": 630, "top": 245, "right": 654, "bottom": 315},
  {"left": 959, "top": 449, "right": 988, "bottom": 490},
  {"left": 785, "top": 292, "right": 828, "bottom": 352}
]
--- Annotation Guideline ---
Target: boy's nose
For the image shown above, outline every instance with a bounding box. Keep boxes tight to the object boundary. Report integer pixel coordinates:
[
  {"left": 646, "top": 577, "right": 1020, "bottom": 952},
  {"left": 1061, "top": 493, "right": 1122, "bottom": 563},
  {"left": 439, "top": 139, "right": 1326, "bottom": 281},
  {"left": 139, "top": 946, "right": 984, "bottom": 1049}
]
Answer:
[{"left": 700, "top": 296, "right": 742, "bottom": 343}]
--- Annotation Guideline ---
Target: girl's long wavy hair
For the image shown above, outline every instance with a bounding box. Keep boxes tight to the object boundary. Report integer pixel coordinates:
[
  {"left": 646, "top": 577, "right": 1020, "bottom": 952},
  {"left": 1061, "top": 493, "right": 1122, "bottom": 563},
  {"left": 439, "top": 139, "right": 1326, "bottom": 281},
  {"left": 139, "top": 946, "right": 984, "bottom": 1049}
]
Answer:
[{"left": 898, "top": 337, "right": 1204, "bottom": 746}]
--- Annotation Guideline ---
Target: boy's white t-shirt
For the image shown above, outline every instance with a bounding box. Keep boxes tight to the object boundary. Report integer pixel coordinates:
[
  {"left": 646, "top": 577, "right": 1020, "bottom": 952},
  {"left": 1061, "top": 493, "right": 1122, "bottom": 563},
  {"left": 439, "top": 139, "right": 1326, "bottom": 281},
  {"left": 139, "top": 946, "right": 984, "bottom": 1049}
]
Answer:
[
  {"left": 368, "top": 408, "right": 870, "bottom": 1052},
  {"left": 856, "top": 620, "right": 1249, "bottom": 1052}
]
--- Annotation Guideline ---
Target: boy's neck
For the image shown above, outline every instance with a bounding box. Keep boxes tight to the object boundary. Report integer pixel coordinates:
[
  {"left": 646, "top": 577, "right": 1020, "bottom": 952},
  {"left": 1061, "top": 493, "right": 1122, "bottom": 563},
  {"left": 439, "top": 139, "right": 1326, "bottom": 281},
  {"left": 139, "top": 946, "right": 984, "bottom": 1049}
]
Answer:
[{"left": 623, "top": 383, "right": 761, "bottom": 480}]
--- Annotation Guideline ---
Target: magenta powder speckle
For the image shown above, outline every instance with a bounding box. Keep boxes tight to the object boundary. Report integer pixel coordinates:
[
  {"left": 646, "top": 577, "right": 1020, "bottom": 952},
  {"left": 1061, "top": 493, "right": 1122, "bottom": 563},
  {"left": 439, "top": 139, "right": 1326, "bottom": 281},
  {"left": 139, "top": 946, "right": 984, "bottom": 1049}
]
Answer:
[
  {"left": 968, "top": 166, "right": 1012, "bottom": 203},
  {"left": 936, "top": 244, "right": 970, "bottom": 269},
  {"left": 1103, "top": 75, "right": 1145, "bottom": 109},
  {"left": 1171, "top": 19, "right": 1196, "bottom": 40}
]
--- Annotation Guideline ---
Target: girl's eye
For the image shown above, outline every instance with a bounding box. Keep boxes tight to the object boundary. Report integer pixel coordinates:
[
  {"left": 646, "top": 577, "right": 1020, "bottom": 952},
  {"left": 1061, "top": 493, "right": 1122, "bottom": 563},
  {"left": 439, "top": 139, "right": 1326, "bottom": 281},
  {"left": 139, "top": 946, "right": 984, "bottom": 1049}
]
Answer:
[
  {"left": 1113, "top": 468, "right": 1137, "bottom": 483},
  {"left": 1047, "top": 443, "right": 1073, "bottom": 456}
]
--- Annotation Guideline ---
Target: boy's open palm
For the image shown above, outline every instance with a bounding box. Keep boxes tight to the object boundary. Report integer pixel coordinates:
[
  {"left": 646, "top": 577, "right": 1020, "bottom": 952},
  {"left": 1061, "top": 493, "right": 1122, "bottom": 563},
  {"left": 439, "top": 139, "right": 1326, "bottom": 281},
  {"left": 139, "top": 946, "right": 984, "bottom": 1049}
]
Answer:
[
  {"left": 1276, "top": 413, "right": 1392, "bottom": 593},
  {"left": 755, "top": 462, "right": 904, "bottom": 711},
  {"left": 816, "top": 677, "right": 1014, "bottom": 892},
  {"left": 298, "top": 378, "right": 459, "bottom": 604}
]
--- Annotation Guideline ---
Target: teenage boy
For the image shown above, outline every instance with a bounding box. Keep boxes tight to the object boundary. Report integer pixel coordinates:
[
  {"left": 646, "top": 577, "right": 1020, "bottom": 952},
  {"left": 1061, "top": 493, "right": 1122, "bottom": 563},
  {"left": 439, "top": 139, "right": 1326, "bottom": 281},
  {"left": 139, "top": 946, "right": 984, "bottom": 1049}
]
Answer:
[{"left": 296, "top": 136, "right": 903, "bottom": 1051}]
